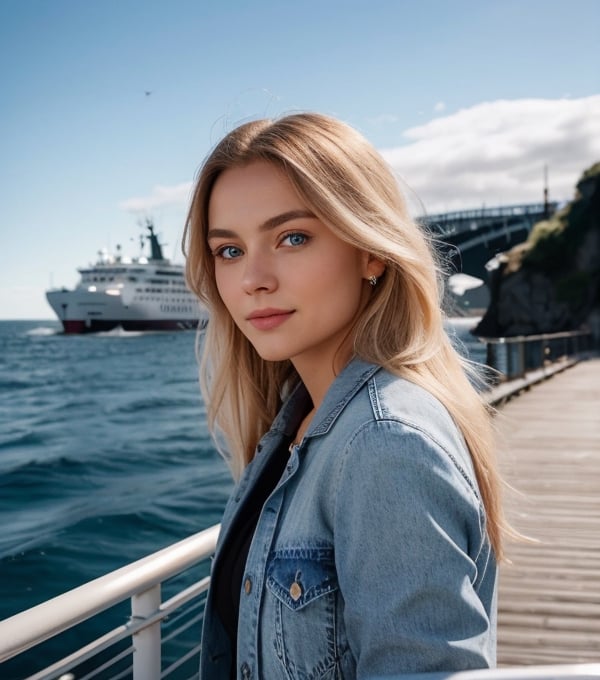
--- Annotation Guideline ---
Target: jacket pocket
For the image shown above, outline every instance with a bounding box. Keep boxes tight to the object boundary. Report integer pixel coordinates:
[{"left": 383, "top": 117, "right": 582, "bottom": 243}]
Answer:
[
  {"left": 267, "top": 545, "right": 338, "bottom": 609},
  {"left": 265, "top": 545, "right": 346, "bottom": 679}
]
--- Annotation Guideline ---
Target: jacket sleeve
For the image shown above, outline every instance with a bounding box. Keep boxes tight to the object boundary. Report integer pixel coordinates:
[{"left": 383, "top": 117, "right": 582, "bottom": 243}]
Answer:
[{"left": 333, "top": 418, "right": 496, "bottom": 679}]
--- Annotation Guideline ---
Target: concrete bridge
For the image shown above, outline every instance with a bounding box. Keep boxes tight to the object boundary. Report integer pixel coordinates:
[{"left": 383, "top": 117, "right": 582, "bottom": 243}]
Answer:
[{"left": 419, "top": 202, "right": 558, "bottom": 310}]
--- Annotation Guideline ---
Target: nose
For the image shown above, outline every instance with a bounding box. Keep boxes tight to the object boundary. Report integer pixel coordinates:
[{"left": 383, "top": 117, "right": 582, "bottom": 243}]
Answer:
[{"left": 241, "top": 250, "right": 278, "bottom": 295}]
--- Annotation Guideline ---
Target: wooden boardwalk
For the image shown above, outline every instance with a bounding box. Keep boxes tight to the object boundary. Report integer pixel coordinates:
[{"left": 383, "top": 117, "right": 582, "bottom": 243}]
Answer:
[{"left": 495, "top": 358, "right": 600, "bottom": 665}]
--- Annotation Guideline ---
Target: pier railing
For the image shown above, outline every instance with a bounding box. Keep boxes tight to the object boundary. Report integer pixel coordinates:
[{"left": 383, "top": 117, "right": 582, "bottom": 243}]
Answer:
[
  {"left": 0, "top": 524, "right": 220, "bottom": 680},
  {"left": 477, "top": 329, "right": 593, "bottom": 381}
]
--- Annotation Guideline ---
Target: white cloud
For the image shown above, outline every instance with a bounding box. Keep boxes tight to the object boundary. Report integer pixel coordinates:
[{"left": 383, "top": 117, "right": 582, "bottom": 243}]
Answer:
[
  {"left": 117, "top": 97, "right": 600, "bottom": 219},
  {"left": 118, "top": 182, "right": 193, "bottom": 213},
  {"left": 380, "top": 96, "right": 600, "bottom": 214},
  {"left": 433, "top": 101, "right": 446, "bottom": 113}
]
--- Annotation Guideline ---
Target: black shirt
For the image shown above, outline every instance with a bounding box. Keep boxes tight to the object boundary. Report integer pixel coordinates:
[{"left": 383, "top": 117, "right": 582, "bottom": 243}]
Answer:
[{"left": 213, "top": 442, "right": 290, "bottom": 678}]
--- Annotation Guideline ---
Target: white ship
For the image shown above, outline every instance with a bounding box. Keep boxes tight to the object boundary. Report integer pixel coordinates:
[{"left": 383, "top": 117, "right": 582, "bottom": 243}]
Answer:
[{"left": 46, "top": 221, "right": 207, "bottom": 334}]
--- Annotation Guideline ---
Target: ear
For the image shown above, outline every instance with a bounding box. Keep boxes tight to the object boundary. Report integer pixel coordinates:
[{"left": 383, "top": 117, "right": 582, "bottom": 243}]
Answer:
[{"left": 361, "top": 252, "right": 386, "bottom": 281}]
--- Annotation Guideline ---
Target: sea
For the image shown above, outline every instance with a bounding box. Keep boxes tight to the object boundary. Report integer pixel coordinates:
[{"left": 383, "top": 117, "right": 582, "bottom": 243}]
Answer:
[{"left": 0, "top": 318, "right": 484, "bottom": 678}]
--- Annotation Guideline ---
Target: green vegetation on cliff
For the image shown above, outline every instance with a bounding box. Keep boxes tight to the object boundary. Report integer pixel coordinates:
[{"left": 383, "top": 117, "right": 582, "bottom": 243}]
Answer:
[
  {"left": 524, "top": 163, "right": 599, "bottom": 269},
  {"left": 475, "top": 162, "right": 600, "bottom": 337}
]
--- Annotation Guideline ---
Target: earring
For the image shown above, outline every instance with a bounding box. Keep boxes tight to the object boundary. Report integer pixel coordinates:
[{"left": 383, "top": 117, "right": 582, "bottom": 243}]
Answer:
[{"left": 368, "top": 275, "right": 378, "bottom": 287}]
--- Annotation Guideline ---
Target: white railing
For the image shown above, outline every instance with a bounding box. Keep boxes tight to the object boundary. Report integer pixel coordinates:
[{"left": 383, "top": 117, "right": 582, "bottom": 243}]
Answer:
[
  {"left": 444, "top": 667, "right": 600, "bottom": 679},
  {"left": 0, "top": 524, "right": 220, "bottom": 679},
  {"left": 1, "top": 523, "right": 600, "bottom": 680}
]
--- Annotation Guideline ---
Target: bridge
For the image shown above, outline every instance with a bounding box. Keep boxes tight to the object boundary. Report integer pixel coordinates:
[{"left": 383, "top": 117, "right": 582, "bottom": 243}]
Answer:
[{"left": 419, "top": 202, "right": 558, "bottom": 309}]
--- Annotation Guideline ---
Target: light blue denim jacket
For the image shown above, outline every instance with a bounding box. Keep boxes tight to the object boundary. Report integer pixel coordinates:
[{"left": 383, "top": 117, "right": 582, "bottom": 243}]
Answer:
[{"left": 200, "top": 358, "right": 497, "bottom": 679}]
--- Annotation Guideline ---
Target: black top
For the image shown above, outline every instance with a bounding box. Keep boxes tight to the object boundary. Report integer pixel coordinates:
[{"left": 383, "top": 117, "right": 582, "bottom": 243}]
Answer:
[{"left": 213, "top": 442, "right": 290, "bottom": 679}]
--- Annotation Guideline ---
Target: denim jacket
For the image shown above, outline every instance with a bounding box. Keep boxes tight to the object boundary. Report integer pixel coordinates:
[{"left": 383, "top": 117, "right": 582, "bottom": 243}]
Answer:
[{"left": 200, "top": 358, "right": 497, "bottom": 679}]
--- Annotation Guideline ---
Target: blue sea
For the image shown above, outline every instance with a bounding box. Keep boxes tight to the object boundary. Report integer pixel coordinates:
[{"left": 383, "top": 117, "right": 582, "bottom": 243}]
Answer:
[{"left": 0, "top": 318, "right": 484, "bottom": 678}]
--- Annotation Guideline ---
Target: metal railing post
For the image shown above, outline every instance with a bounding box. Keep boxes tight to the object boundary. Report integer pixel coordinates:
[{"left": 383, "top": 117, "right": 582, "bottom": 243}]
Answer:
[
  {"left": 486, "top": 341, "right": 496, "bottom": 371},
  {"left": 132, "top": 584, "right": 161, "bottom": 680},
  {"left": 506, "top": 342, "right": 513, "bottom": 378},
  {"left": 517, "top": 340, "right": 525, "bottom": 377}
]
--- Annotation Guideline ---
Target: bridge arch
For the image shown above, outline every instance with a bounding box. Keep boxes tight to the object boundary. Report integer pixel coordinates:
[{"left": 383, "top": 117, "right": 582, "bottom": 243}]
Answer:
[{"left": 419, "top": 202, "right": 558, "bottom": 310}]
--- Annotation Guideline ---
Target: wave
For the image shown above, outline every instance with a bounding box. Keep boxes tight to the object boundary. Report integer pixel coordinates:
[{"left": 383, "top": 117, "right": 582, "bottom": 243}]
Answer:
[
  {"left": 107, "top": 395, "right": 194, "bottom": 414},
  {"left": 24, "top": 326, "right": 59, "bottom": 336},
  {"left": 0, "top": 378, "right": 35, "bottom": 390},
  {"left": 0, "top": 430, "right": 45, "bottom": 451},
  {"left": 0, "top": 454, "right": 86, "bottom": 482},
  {"left": 94, "top": 326, "right": 148, "bottom": 338}
]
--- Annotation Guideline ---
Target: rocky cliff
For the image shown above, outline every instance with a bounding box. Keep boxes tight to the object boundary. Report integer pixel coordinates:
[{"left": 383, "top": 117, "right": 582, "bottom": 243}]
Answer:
[{"left": 474, "top": 163, "right": 600, "bottom": 339}]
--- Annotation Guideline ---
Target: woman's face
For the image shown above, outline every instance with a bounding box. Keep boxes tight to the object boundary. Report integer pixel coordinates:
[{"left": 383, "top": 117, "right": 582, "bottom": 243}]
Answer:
[{"left": 207, "top": 160, "right": 375, "bottom": 379}]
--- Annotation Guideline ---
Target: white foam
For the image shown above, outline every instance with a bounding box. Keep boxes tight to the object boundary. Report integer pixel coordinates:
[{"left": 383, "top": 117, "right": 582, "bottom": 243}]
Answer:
[
  {"left": 25, "top": 326, "right": 58, "bottom": 336},
  {"left": 95, "top": 326, "right": 145, "bottom": 338}
]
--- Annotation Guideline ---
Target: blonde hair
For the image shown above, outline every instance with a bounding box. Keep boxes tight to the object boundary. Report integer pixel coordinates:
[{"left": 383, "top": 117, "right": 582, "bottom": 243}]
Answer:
[{"left": 183, "top": 112, "right": 508, "bottom": 559}]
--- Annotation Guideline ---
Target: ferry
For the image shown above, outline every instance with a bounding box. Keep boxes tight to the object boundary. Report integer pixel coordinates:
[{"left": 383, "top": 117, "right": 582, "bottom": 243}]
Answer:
[{"left": 46, "top": 221, "right": 207, "bottom": 334}]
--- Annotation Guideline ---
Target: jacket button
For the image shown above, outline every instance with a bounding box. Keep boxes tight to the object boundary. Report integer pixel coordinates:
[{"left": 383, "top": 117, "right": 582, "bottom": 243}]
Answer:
[
  {"left": 244, "top": 577, "right": 252, "bottom": 595},
  {"left": 289, "top": 581, "right": 302, "bottom": 601}
]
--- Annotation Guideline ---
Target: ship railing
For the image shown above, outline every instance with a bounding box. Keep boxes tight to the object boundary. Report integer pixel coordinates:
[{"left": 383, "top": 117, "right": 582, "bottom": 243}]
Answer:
[{"left": 1, "top": 523, "right": 600, "bottom": 679}]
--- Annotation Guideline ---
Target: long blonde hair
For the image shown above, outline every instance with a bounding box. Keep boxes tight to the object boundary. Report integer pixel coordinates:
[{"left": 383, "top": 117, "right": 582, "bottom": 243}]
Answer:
[{"left": 184, "top": 112, "right": 508, "bottom": 558}]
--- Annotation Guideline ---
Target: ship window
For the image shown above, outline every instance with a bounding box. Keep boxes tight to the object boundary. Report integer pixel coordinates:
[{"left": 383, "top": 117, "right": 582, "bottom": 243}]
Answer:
[{"left": 129, "top": 277, "right": 137, "bottom": 282}]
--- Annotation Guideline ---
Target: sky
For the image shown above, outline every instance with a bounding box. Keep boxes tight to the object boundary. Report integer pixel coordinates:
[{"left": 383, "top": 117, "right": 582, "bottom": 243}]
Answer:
[{"left": 1, "top": 0, "right": 599, "bottom": 319}]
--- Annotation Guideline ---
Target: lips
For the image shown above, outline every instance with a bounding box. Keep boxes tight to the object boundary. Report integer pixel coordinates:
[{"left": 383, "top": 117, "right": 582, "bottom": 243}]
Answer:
[{"left": 246, "top": 308, "right": 295, "bottom": 330}]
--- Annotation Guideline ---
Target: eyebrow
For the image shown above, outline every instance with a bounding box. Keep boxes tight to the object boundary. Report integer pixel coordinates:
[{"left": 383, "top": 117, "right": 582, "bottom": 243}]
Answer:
[{"left": 207, "top": 209, "right": 315, "bottom": 240}]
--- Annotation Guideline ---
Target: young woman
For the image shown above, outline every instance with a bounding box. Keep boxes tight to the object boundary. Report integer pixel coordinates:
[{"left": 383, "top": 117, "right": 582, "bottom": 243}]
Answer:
[{"left": 184, "top": 113, "right": 507, "bottom": 680}]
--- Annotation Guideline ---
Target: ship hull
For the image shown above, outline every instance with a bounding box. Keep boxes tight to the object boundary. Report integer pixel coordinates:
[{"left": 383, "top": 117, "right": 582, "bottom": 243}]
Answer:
[
  {"left": 60, "top": 318, "right": 201, "bottom": 334},
  {"left": 46, "top": 288, "right": 206, "bottom": 335}
]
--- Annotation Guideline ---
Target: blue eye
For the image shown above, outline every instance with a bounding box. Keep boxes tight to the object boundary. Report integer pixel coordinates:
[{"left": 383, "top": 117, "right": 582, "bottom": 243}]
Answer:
[
  {"left": 216, "top": 245, "right": 243, "bottom": 260},
  {"left": 282, "top": 232, "right": 308, "bottom": 247}
]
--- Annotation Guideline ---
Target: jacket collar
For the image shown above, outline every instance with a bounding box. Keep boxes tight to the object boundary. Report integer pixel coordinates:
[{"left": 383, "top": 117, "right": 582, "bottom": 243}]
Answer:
[
  {"left": 270, "top": 357, "right": 381, "bottom": 442},
  {"left": 215, "top": 358, "right": 381, "bottom": 556}
]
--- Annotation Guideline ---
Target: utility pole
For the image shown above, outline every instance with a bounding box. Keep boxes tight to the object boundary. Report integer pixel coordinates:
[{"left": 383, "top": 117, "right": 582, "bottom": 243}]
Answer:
[{"left": 543, "top": 164, "right": 549, "bottom": 219}]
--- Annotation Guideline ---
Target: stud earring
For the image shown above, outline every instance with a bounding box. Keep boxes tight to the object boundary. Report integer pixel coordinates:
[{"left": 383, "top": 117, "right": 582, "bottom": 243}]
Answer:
[{"left": 368, "top": 275, "right": 378, "bottom": 287}]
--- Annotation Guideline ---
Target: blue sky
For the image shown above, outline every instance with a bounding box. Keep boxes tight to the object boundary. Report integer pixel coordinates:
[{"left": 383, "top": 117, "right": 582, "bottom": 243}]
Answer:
[{"left": 1, "top": 0, "right": 599, "bottom": 319}]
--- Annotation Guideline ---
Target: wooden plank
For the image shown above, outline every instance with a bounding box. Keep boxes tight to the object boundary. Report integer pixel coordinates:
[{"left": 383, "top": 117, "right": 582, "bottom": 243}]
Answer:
[{"left": 495, "top": 358, "right": 600, "bottom": 665}]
